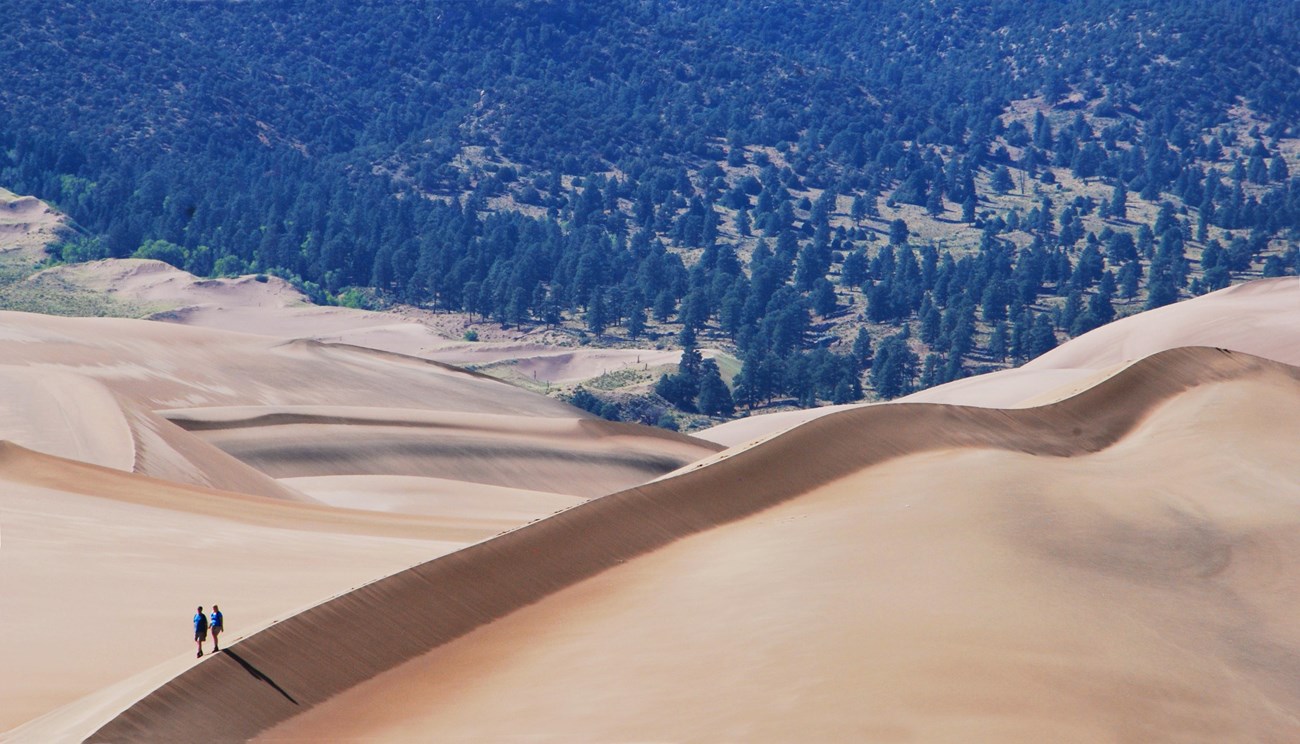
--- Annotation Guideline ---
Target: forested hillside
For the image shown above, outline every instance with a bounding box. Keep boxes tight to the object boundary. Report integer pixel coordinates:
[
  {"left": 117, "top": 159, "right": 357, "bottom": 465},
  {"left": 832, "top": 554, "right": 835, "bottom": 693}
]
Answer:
[{"left": 4, "top": 0, "right": 1300, "bottom": 421}]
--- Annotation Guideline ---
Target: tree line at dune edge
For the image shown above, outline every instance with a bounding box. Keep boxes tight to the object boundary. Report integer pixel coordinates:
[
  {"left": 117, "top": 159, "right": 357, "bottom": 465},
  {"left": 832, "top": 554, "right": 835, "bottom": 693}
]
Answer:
[{"left": 3, "top": 1, "right": 1300, "bottom": 429}]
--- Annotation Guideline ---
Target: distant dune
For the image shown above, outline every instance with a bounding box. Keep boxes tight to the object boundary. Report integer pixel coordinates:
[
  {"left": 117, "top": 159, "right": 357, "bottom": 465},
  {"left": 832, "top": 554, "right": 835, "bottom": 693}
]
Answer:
[
  {"left": 66, "top": 347, "right": 1300, "bottom": 743},
  {"left": 701, "top": 276, "right": 1300, "bottom": 446},
  {"left": 163, "top": 406, "right": 719, "bottom": 499},
  {"left": 38, "top": 258, "right": 719, "bottom": 389},
  {"left": 0, "top": 188, "right": 62, "bottom": 255}
]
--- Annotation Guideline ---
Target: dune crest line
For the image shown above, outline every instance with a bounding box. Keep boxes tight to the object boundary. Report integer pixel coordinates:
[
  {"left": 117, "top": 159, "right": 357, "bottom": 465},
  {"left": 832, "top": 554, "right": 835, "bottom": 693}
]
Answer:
[{"left": 87, "top": 347, "right": 1298, "bottom": 742}]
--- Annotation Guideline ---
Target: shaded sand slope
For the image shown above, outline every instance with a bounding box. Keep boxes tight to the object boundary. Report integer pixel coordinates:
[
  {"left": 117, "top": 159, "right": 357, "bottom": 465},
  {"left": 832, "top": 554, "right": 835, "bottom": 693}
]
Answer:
[
  {"left": 163, "top": 407, "right": 721, "bottom": 499},
  {"left": 0, "top": 306, "right": 714, "bottom": 509},
  {"left": 0, "top": 361, "right": 304, "bottom": 500},
  {"left": 0, "top": 443, "right": 477, "bottom": 736},
  {"left": 78, "top": 348, "right": 1300, "bottom": 742},
  {"left": 0, "top": 311, "right": 722, "bottom": 500},
  {"left": 701, "top": 276, "right": 1300, "bottom": 446}
]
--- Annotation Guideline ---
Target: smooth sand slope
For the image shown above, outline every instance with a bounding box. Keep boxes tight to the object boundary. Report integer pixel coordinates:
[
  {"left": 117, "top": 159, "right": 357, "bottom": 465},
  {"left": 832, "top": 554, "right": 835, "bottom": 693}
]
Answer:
[
  {"left": 39, "top": 258, "right": 720, "bottom": 388},
  {"left": 910, "top": 274, "right": 1300, "bottom": 408},
  {"left": 78, "top": 347, "right": 1300, "bottom": 742},
  {"left": 0, "top": 307, "right": 722, "bottom": 739},
  {"left": 700, "top": 276, "right": 1300, "bottom": 446},
  {"left": 0, "top": 442, "right": 471, "bottom": 736},
  {"left": 0, "top": 311, "right": 717, "bottom": 500}
]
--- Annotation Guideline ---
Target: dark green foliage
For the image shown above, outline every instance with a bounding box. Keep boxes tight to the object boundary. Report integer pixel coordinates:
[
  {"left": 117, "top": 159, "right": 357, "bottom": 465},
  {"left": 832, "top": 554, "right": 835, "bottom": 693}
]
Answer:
[
  {"left": 851, "top": 328, "right": 874, "bottom": 371},
  {"left": 810, "top": 278, "right": 838, "bottom": 317},
  {"left": 1028, "top": 313, "right": 1059, "bottom": 357},
  {"left": 889, "top": 219, "right": 910, "bottom": 246},
  {"left": 568, "top": 387, "right": 603, "bottom": 415},
  {"left": 7, "top": 0, "right": 1300, "bottom": 425},
  {"left": 870, "top": 333, "right": 919, "bottom": 399},
  {"left": 992, "top": 166, "right": 1015, "bottom": 194},
  {"left": 696, "top": 359, "right": 735, "bottom": 416}
]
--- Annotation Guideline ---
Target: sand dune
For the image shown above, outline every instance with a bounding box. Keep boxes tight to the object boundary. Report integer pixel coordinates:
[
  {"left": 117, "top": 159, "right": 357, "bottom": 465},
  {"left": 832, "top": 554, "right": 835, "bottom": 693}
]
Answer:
[
  {"left": 0, "top": 365, "right": 135, "bottom": 470},
  {"left": 8, "top": 223, "right": 1300, "bottom": 742},
  {"left": 0, "top": 310, "right": 568, "bottom": 415},
  {"left": 702, "top": 276, "right": 1300, "bottom": 446},
  {"left": 41, "top": 258, "right": 747, "bottom": 400},
  {"left": 0, "top": 309, "right": 634, "bottom": 496},
  {"left": 161, "top": 406, "right": 720, "bottom": 500},
  {"left": 909, "top": 275, "right": 1300, "bottom": 408},
  {"left": 0, "top": 443, "right": 474, "bottom": 736},
  {"left": 0, "top": 305, "right": 726, "bottom": 739},
  {"left": 66, "top": 347, "right": 1300, "bottom": 742},
  {"left": 0, "top": 188, "right": 62, "bottom": 255}
]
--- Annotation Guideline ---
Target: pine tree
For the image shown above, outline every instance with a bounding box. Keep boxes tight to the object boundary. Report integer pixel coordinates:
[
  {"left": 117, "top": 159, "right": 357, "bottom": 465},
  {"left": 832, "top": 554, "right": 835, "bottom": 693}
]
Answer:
[
  {"left": 811, "top": 278, "right": 838, "bottom": 317},
  {"left": 1028, "top": 313, "right": 1059, "bottom": 357},
  {"left": 851, "top": 328, "right": 874, "bottom": 370},
  {"left": 988, "top": 321, "right": 1008, "bottom": 361},
  {"left": 992, "top": 166, "right": 1015, "bottom": 194},
  {"left": 696, "top": 359, "right": 735, "bottom": 416},
  {"left": 1109, "top": 183, "right": 1127, "bottom": 220},
  {"left": 586, "top": 291, "right": 609, "bottom": 335},
  {"left": 889, "top": 218, "right": 910, "bottom": 246}
]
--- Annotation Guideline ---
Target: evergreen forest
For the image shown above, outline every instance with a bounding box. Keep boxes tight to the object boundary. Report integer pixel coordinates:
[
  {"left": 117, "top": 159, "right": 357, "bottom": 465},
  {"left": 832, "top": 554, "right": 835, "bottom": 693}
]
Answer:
[{"left": 4, "top": 1, "right": 1300, "bottom": 423}]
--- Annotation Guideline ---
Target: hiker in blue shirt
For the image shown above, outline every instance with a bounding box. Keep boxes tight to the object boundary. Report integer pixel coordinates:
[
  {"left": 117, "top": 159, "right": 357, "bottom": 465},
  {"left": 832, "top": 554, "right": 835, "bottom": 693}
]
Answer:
[
  {"left": 194, "top": 606, "right": 209, "bottom": 658},
  {"left": 209, "top": 605, "right": 224, "bottom": 653}
]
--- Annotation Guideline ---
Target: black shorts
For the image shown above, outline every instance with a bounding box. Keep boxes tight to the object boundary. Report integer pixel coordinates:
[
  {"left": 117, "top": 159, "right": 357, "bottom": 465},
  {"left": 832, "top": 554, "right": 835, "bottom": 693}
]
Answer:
[{"left": 195, "top": 629, "right": 208, "bottom": 642}]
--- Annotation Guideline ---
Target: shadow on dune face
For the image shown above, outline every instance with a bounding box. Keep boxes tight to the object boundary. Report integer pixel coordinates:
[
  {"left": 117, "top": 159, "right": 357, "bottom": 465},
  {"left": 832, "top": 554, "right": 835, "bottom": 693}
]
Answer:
[
  {"left": 221, "top": 651, "right": 298, "bottom": 707},
  {"left": 87, "top": 347, "right": 1300, "bottom": 743}
]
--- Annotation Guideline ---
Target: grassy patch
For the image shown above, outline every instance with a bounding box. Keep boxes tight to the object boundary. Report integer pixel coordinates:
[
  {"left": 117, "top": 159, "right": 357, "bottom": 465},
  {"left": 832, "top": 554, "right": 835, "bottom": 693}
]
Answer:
[{"left": 0, "top": 256, "right": 162, "bottom": 318}]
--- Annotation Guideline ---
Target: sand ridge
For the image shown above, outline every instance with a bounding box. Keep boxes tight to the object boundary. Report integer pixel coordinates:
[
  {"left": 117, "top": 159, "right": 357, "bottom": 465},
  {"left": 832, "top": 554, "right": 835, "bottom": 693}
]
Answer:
[
  {"left": 0, "top": 442, "right": 476, "bottom": 736},
  {"left": 0, "top": 304, "right": 726, "bottom": 738},
  {"left": 77, "top": 346, "right": 1300, "bottom": 742},
  {"left": 701, "top": 276, "right": 1300, "bottom": 445}
]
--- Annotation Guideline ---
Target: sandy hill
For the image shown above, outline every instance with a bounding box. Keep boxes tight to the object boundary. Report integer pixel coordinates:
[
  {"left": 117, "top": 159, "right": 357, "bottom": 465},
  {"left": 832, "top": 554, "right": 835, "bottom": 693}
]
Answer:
[
  {"left": 0, "top": 441, "right": 470, "bottom": 736},
  {"left": 701, "top": 276, "right": 1300, "bottom": 447},
  {"left": 2, "top": 224, "right": 1298, "bottom": 740},
  {"left": 0, "top": 306, "right": 721, "bottom": 738},
  {"left": 0, "top": 310, "right": 718, "bottom": 498},
  {"left": 61, "top": 346, "right": 1300, "bottom": 743},
  {"left": 0, "top": 188, "right": 62, "bottom": 256},
  {"left": 37, "top": 258, "right": 719, "bottom": 399}
]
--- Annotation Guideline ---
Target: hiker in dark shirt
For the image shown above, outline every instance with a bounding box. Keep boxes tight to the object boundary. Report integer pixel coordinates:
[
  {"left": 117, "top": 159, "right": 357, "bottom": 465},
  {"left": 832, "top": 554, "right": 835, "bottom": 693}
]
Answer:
[{"left": 194, "top": 606, "right": 209, "bottom": 658}]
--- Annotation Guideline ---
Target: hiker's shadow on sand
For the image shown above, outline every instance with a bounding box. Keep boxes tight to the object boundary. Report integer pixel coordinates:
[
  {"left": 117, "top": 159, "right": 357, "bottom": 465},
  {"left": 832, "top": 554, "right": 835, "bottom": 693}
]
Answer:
[{"left": 221, "top": 649, "right": 299, "bottom": 705}]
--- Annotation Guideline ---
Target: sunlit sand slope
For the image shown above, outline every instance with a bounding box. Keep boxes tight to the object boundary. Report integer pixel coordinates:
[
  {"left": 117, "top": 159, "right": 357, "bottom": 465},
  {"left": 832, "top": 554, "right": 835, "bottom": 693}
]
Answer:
[
  {"left": 0, "top": 443, "right": 470, "bottom": 736},
  {"left": 701, "top": 276, "right": 1300, "bottom": 446},
  {"left": 0, "top": 310, "right": 572, "bottom": 416},
  {"left": 79, "top": 347, "right": 1300, "bottom": 743},
  {"left": 0, "top": 311, "right": 718, "bottom": 502}
]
